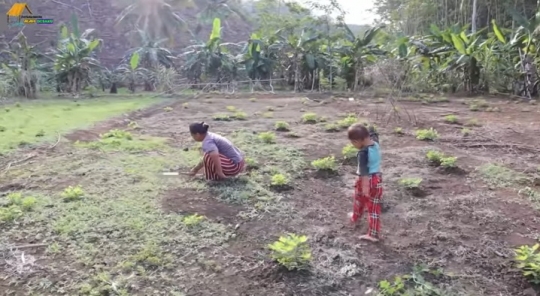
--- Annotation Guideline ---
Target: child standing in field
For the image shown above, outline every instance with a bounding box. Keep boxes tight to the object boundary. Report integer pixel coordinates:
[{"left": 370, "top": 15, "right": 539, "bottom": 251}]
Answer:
[{"left": 347, "top": 124, "right": 383, "bottom": 242}]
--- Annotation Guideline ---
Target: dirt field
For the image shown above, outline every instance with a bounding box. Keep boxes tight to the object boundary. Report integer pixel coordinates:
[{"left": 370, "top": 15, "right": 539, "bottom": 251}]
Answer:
[{"left": 1, "top": 93, "right": 540, "bottom": 295}]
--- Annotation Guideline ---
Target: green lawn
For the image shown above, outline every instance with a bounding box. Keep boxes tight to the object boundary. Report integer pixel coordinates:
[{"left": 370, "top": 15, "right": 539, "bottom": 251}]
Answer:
[{"left": 0, "top": 97, "right": 162, "bottom": 153}]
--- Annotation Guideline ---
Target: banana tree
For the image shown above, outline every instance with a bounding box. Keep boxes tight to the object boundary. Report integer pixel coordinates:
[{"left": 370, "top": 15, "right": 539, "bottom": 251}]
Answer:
[
  {"left": 278, "top": 28, "right": 321, "bottom": 91},
  {"left": 180, "top": 18, "right": 243, "bottom": 86},
  {"left": 336, "top": 24, "right": 386, "bottom": 91},
  {"left": 54, "top": 15, "right": 102, "bottom": 94},
  {"left": 0, "top": 32, "right": 44, "bottom": 98},
  {"left": 124, "top": 29, "right": 176, "bottom": 91},
  {"left": 115, "top": 52, "right": 152, "bottom": 93},
  {"left": 410, "top": 24, "right": 486, "bottom": 93},
  {"left": 240, "top": 31, "right": 283, "bottom": 91},
  {"left": 505, "top": 9, "right": 540, "bottom": 97}
]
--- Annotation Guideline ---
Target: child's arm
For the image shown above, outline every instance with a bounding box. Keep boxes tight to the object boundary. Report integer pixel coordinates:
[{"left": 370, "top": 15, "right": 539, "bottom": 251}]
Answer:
[{"left": 358, "top": 148, "right": 370, "bottom": 196}]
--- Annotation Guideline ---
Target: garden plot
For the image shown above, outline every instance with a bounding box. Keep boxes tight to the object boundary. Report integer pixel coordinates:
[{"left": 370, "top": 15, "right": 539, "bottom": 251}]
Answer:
[{"left": 0, "top": 94, "right": 539, "bottom": 295}]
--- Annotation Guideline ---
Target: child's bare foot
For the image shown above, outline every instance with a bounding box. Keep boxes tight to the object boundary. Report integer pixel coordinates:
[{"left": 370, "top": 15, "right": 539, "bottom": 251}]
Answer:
[
  {"left": 359, "top": 234, "right": 379, "bottom": 242},
  {"left": 348, "top": 212, "right": 359, "bottom": 228}
]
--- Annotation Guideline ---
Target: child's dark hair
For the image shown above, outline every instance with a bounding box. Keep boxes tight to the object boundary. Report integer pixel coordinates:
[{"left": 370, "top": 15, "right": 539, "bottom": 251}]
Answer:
[
  {"left": 348, "top": 123, "right": 379, "bottom": 143},
  {"left": 189, "top": 122, "right": 210, "bottom": 134}
]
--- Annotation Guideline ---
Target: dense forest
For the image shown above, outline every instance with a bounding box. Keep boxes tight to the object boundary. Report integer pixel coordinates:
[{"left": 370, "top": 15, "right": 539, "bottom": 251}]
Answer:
[{"left": 1, "top": 0, "right": 540, "bottom": 99}]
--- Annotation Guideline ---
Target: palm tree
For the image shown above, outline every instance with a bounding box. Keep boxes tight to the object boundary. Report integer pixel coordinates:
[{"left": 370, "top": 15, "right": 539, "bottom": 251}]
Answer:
[
  {"left": 123, "top": 30, "right": 176, "bottom": 91},
  {"left": 180, "top": 18, "right": 243, "bottom": 86},
  {"left": 115, "top": 0, "right": 195, "bottom": 42},
  {"left": 336, "top": 23, "right": 386, "bottom": 91},
  {"left": 195, "top": 0, "right": 248, "bottom": 34}
]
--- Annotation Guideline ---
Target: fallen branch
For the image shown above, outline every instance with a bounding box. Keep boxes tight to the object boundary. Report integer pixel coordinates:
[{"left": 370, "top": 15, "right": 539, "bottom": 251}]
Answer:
[
  {"left": 456, "top": 143, "right": 540, "bottom": 153},
  {"left": 0, "top": 243, "right": 48, "bottom": 251},
  {"left": 2, "top": 154, "right": 36, "bottom": 175},
  {"left": 49, "top": 132, "right": 61, "bottom": 149}
]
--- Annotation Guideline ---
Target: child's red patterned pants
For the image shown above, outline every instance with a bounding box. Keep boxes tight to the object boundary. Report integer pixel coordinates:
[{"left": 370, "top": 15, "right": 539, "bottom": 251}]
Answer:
[{"left": 351, "top": 173, "right": 383, "bottom": 238}]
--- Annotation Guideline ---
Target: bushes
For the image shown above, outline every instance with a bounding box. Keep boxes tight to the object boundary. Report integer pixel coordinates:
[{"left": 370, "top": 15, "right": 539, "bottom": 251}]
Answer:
[
  {"left": 311, "top": 156, "right": 338, "bottom": 171},
  {"left": 515, "top": 243, "right": 540, "bottom": 284},
  {"left": 0, "top": 192, "right": 38, "bottom": 223},
  {"left": 268, "top": 233, "right": 311, "bottom": 270}
]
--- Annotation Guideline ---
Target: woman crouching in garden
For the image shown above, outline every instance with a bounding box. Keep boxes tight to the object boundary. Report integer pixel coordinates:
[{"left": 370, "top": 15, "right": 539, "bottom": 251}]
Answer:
[{"left": 187, "top": 122, "right": 245, "bottom": 180}]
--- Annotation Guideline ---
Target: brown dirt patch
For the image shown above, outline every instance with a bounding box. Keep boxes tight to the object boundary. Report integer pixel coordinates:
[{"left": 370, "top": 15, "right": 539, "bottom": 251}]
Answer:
[
  {"left": 162, "top": 188, "right": 243, "bottom": 224},
  {"left": 3, "top": 94, "right": 540, "bottom": 295}
]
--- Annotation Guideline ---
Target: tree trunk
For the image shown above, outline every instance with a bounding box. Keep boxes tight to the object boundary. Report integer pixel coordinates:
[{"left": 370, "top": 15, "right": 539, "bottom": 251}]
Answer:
[
  {"left": 110, "top": 83, "right": 118, "bottom": 94},
  {"left": 294, "top": 53, "right": 300, "bottom": 92},
  {"left": 353, "top": 63, "right": 362, "bottom": 92},
  {"left": 471, "top": 0, "right": 478, "bottom": 33},
  {"left": 144, "top": 81, "right": 154, "bottom": 91}
]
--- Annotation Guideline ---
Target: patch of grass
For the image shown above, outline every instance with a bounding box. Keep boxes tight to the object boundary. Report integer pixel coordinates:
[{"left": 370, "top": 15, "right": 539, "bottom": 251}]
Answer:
[
  {"left": 311, "top": 156, "right": 338, "bottom": 171},
  {"left": 266, "top": 106, "right": 274, "bottom": 111},
  {"left": 443, "top": 114, "right": 458, "bottom": 123},
  {"left": 101, "top": 129, "right": 133, "bottom": 140},
  {"left": 301, "top": 112, "right": 318, "bottom": 124},
  {"left": 270, "top": 173, "right": 289, "bottom": 186},
  {"left": 398, "top": 177, "right": 422, "bottom": 188},
  {"left": 268, "top": 233, "right": 311, "bottom": 270},
  {"left": 342, "top": 144, "right": 357, "bottom": 159},
  {"left": 275, "top": 121, "right": 290, "bottom": 131},
  {"left": 337, "top": 114, "right": 359, "bottom": 128},
  {"left": 245, "top": 157, "right": 259, "bottom": 170},
  {"left": 76, "top": 130, "right": 167, "bottom": 152},
  {"left": 258, "top": 131, "right": 276, "bottom": 144},
  {"left": 324, "top": 123, "right": 340, "bottom": 132},
  {"left": 415, "top": 128, "right": 439, "bottom": 141},
  {"left": 518, "top": 187, "right": 540, "bottom": 206},
  {"left": 163, "top": 107, "right": 173, "bottom": 112},
  {"left": 232, "top": 111, "right": 248, "bottom": 120},
  {"left": 426, "top": 150, "right": 457, "bottom": 168},
  {"left": 478, "top": 163, "right": 529, "bottom": 187},
  {"left": 0, "top": 98, "right": 161, "bottom": 153},
  {"left": 226, "top": 106, "right": 237, "bottom": 112},
  {"left": 212, "top": 114, "right": 231, "bottom": 121},
  {"left": 2, "top": 148, "right": 231, "bottom": 294},
  {"left": 61, "top": 185, "right": 85, "bottom": 201},
  {"left": 0, "top": 192, "right": 38, "bottom": 223},
  {"left": 426, "top": 150, "right": 445, "bottom": 164},
  {"left": 515, "top": 244, "right": 540, "bottom": 285},
  {"left": 262, "top": 112, "right": 273, "bottom": 118},
  {"left": 465, "top": 118, "right": 481, "bottom": 127},
  {"left": 249, "top": 98, "right": 257, "bottom": 102},
  {"left": 461, "top": 128, "right": 472, "bottom": 136},
  {"left": 378, "top": 265, "right": 453, "bottom": 295},
  {"left": 440, "top": 156, "right": 457, "bottom": 168},
  {"left": 394, "top": 127, "right": 404, "bottom": 135},
  {"left": 182, "top": 214, "right": 205, "bottom": 226}
]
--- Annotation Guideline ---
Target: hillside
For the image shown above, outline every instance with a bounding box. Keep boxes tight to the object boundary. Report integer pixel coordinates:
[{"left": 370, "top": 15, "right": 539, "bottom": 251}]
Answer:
[
  {"left": 1, "top": 0, "right": 368, "bottom": 67},
  {"left": 1, "top": 0, "right": 252, "bottom": 66}
]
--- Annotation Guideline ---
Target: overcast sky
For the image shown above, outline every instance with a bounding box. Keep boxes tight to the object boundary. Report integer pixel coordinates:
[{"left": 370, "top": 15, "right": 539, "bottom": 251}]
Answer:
[
  {"left": 297, "top": 0, "right": 377, "bottom": 25},
  {"left": 338, "top": 0, "right": 376, "bottom": 25}
]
